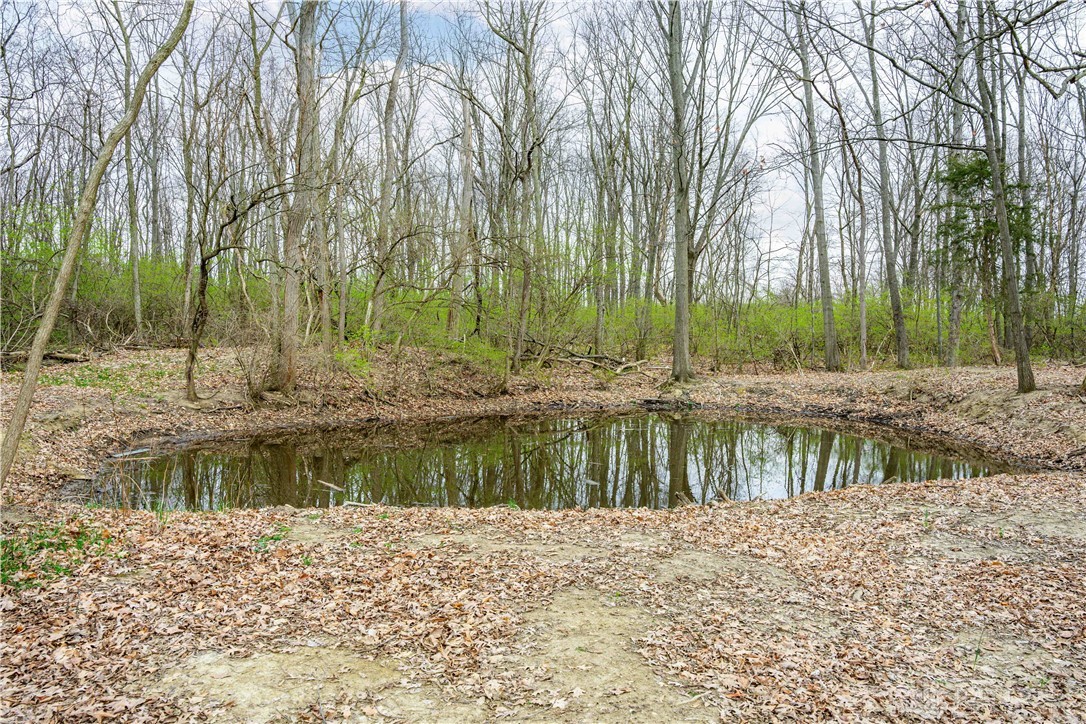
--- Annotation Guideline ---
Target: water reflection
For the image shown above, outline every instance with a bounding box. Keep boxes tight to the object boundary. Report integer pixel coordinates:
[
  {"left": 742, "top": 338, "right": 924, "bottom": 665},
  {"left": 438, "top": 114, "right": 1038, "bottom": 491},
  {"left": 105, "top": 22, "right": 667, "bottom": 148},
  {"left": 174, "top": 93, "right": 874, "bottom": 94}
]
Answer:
[{"left": 97, "top": 415, "right": 1008, "bottom": 511}]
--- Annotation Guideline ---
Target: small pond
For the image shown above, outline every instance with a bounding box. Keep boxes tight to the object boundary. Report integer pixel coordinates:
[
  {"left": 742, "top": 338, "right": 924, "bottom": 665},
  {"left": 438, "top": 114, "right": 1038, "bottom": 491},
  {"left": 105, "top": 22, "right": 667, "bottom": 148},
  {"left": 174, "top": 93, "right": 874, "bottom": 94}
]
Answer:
[{"left": 94, "top": 414, "right": 1017, "bottom": 511}]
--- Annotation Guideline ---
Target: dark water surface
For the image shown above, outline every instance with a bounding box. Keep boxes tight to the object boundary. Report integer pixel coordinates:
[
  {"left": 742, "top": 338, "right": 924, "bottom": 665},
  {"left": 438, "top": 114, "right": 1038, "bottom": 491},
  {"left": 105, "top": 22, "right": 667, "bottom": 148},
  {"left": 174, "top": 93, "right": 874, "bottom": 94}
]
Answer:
[{"left": 96, "top": 415, "right": 1015, "bottom": 511}]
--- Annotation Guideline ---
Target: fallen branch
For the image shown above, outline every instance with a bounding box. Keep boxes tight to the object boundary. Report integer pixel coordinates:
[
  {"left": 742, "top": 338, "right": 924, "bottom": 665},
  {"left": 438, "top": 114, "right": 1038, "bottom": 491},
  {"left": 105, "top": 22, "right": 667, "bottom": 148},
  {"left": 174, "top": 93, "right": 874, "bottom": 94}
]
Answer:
[
  {"left": 614, "top": 359, "right": 648, "bottom": 375},
  {"left": 553, "top": 356, "right": 650, "bottom": 376},
  {"left": 554, "top": 356, "right": 612, "bottom": 371},
  {"left": 1, "top": 351, "right": 90, "bottom": 365}
]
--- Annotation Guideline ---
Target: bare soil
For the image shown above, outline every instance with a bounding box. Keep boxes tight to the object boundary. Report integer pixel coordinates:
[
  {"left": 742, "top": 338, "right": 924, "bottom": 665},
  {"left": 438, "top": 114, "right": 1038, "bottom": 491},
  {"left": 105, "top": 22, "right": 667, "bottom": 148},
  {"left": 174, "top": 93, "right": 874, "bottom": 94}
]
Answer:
[
  {"left": 1, "top": 350, "right": 1085, "bottom": 721},
  {"left": 150, "top": 647, "right": 477, "bottom": 723}
]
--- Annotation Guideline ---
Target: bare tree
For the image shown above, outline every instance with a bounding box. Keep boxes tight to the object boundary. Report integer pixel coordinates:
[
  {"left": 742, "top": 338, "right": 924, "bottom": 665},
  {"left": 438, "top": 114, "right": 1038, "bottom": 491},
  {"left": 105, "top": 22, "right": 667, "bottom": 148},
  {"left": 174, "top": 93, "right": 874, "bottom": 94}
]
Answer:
[
  {"left": 857, "top": 1, "right": 908, "bottom": 369},
  {"left": 973, "top": 1, "right": 1034, "bottom": 392},
  {"left": 660, "top": 0, "right": 694, "bottom": 382},
  {"left": 447, "top": 80, "right": 474, "bottom": 339},
  {"left": 367, "top": 0, "right": 408, "bottom": 335},
  {"left": 792, "top": 1, "right": 840, "bottom": 371},
  {"left": 105, "top": 0, "right": 146, "bottom": 340}
]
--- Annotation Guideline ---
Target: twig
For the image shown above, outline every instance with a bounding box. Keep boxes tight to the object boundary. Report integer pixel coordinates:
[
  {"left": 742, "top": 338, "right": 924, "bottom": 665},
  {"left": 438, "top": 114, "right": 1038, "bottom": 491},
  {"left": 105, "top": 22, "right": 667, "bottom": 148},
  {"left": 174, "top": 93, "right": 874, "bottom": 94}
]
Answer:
[
  {"left": 680, "top": 692, "right": 707, "bottom": 706},
  {"left": 111, "top": 448, "right": 151, "bottom": 458}
]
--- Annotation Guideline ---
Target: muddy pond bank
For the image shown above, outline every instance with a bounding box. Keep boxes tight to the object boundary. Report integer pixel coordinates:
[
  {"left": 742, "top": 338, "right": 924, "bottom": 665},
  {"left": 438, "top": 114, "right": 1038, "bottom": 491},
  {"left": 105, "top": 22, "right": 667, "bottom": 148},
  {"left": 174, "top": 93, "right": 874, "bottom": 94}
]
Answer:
[
  {"left": 2, "top": 351, "right": 1085, "bottom": 721},
  {"left": 5, "top": 351, "right": 1085, "bottom": 509}
]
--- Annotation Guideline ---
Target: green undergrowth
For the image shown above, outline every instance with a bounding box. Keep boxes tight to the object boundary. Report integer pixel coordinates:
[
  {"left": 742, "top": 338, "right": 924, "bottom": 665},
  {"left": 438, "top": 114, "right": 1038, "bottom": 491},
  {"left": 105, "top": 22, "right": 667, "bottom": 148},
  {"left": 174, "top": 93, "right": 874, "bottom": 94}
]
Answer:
[
  {"left": 1, "top": 519, "right": 115, "bottom": 590},
  {"left": 38, "top": 360, "right": 172, "bottom": 394},
  {"left": 15, "top": 289, "right": 1083, "bottom": 401},
  {"left": 5, "top": 217, "right": 1085, "bottom": 367}
]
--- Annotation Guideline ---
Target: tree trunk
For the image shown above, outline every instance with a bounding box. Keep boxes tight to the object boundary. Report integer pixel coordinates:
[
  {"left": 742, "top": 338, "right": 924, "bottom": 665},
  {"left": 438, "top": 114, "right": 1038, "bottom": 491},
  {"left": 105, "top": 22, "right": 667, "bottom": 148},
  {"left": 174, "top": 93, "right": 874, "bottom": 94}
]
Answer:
[
  {"left": 945, "top": 0, "right": 968, "bottom": 367},
  {"left": 336, "top": 182, "right": 348, "bottom": 344},
  {"left": 186, "top": 255, "right": 211, "bottom": 401},
  {"left": 275, "top": 0, "right": 320, "bottom": 391},
  {"left": 666, "top": 0, "right": 694, "bottom": 382},
  {"left": 862, "top": 0, "right": 908, "bottom": 368},
  {"left": 316, "top": 214, "right": 333, "bottom": 360},
  {"left": 1017, "top": 69, "right": 1036, "bottom": 348},
  {"left": 593, "top": 186, "right": 606, "bottom": 354},
  {"left": 179, "top": 75, "right": 196, "bottom": 337},
  {"left": 636, "top": 199, "right": 659, "bottom": 361},
  {"left": 447, "top": 89, "right": 473, "bottom": 339},
  {"left": 117, "top": 7, "right": 144, "bottom": 341},
  {"left": 368, "top": 0, "right": 408, "bottom": 335},
  {"left": 149, "top": 78, "right": 164, "bottom": 260},
  {"left": 975, "top": 2, "right": 1035, "bottom": 393},
  {"left": 796, "top": 2, "right": 840, "bottom": 372}
]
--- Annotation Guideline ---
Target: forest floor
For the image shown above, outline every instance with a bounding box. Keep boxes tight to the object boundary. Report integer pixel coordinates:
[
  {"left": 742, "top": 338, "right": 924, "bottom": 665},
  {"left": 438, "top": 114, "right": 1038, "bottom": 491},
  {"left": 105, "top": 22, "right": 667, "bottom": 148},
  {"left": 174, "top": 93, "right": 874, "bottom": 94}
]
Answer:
[{"left": 2, "top": 348, "right": 1085, "bottom": 722}]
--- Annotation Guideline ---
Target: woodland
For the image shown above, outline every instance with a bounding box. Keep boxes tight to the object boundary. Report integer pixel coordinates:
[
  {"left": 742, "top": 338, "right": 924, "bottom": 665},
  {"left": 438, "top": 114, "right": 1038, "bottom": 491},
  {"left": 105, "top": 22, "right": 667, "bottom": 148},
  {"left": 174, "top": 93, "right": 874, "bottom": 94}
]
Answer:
[
  {"left": 2, "top": 1, "right": 1085, "bottom": 421},
  {"left": 2, "top": 0, "right": 1086, "bottom": 721}
]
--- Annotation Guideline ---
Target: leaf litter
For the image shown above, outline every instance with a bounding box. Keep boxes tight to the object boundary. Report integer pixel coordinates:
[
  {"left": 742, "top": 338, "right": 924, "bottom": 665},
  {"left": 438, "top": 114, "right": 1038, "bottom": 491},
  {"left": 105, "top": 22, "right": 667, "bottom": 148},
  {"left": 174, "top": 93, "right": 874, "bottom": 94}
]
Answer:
[{"left": 2, "top": 350, "right": 1085, "bottom": 721}]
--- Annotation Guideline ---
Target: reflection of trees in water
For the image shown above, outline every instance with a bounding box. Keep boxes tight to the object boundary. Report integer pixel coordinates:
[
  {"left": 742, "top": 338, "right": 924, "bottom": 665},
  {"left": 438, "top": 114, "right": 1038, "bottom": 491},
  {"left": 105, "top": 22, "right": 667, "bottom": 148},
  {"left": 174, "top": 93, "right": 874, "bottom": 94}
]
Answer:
[
  {"left": 667, "top": 418, "right": 692, "bottom": 507},
  {"left": 108, "top": 416, "right": 995, "bottom": 510}
]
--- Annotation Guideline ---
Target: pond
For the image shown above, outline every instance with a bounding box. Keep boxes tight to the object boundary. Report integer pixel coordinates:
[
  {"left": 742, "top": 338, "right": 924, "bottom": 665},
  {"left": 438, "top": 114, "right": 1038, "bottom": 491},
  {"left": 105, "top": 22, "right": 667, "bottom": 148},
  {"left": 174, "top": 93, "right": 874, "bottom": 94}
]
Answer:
[{"left": 94, "top": 414, "right": 1017, "bottom": 511}]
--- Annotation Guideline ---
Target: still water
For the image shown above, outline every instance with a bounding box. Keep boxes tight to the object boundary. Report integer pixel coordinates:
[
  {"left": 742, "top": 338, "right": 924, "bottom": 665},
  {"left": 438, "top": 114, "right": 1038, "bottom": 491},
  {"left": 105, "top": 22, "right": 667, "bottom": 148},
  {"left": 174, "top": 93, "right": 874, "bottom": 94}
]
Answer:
[{"left": 95, "top": 415, "right": 1012, "bottom": 511}]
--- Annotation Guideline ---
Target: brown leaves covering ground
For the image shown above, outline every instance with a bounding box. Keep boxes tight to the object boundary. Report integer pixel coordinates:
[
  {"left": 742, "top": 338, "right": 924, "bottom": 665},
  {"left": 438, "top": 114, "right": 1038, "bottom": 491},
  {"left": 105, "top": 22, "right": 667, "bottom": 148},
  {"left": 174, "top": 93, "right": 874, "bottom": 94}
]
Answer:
[{"left": 2, "top": 350, "right": 1085, "bottom": 721}]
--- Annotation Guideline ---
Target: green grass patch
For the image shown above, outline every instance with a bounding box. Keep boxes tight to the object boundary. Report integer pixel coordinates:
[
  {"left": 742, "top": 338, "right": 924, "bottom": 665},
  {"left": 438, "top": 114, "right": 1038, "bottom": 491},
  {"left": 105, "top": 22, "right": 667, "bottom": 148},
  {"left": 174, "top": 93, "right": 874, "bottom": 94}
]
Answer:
[
  {"left": 1, "top": 519, "right": 114, "bottom": 590},
  {"left": 38, "top": 361, "right": 172, "bottom": 395},
  {"left": 254, "top": 524, "right": 291, "bottom": 551},
  {"left": 39, "top": 366, "right": 117, "bottom": 389}
]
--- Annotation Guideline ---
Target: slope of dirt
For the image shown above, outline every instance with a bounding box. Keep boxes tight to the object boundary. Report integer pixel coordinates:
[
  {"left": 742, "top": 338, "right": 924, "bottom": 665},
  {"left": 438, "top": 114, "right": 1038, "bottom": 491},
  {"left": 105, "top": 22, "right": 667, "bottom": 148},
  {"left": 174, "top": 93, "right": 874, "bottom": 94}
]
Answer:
[{"left": 699, "top": 365, "right": 1086, "bottom": 471}]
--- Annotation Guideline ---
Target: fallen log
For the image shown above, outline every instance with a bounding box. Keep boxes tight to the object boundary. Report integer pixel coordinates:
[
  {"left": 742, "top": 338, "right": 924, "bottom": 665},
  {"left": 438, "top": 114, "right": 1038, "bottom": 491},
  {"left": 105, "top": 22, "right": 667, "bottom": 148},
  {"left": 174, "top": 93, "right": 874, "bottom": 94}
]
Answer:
[
  {"left": 555, "top": 356, "right": 650, "bottom": 376},
  {"left": 1, "top": 350, "right": 90, "bottom": 365}
]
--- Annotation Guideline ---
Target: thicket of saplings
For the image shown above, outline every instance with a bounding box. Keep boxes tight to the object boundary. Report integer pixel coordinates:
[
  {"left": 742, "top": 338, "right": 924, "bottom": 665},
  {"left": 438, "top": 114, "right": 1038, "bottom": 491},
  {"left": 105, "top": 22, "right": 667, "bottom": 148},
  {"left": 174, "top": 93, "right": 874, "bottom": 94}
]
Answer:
[{"left": 5, "top": 239, "right": 1083, "bottom": 379}]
